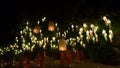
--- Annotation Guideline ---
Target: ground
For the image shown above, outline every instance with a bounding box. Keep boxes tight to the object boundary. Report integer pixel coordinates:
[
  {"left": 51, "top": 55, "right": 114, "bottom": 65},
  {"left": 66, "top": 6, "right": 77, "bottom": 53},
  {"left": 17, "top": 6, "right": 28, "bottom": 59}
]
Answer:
[{"left": 1, "top": 56, "right": 120, "bottom": 68}]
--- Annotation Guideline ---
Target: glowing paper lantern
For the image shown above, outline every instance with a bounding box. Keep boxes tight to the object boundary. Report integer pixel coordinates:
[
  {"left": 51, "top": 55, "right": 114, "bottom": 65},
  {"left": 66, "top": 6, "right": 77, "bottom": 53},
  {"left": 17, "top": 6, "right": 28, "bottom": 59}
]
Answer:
[
  {"left": 33, "top": 25, "right": 40, "bottom": 34},
  {"left": 48, "top": 21, "right": 55, "bottom": 31},
  {"left": 59, "top": 39, "right": 67, "bottom": 51}
]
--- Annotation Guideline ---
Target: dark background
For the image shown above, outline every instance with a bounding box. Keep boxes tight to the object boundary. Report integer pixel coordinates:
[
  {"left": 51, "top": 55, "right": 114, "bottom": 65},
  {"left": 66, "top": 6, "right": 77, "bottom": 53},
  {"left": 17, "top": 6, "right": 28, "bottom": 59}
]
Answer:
[{"left": 0, "top": 0, "right": 119, "bottom": 45}]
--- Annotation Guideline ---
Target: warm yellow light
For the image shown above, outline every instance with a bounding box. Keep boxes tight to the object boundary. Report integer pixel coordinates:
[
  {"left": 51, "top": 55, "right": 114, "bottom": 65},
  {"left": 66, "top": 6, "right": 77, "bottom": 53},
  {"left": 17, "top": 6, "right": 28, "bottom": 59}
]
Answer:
[
  {"left": 90, "top": 24, "right": 94, "bottom": 29},
  {"left": 71, "top": 25, "right": 74, "bottom": 28},
  {"left": 42, "top": 17, "right": 46, "bottom": 22},
  {"left": 83, "top": 23, "right": 87, "bottom": 28},
  {"left": 33, "top": 25, "right": 40, "bottom": 34},
  {"left": 109, "top": 30, "right": 113, "bottom": 35},
  {"left": 103, "top": 16, "right": 107, "bottom": 21},
  {"left": 102, "top": 29, "right": 106, "bottom": 35},
  {"left": 86, "top": 30, "right": 89, "bottom": 36},
  {"left": 82, "top": 44, "right": 85, "bottom": 48},
  {"left": 37, "top": 21, "right": 40, "bottom": 24},
  {"left": 27, "top": 21, "right": 29, "bottom": 25},
  {"left": 109, "top": 34, "right": 113, "bottom": 43},
  {"left": 79, "top": 27, "right": 83, "bottom": 33},
  {"left": 48, "top": 21, "right": 55, "bottom": 31},
  {"left": 59, "top": 39, "right": 67, "bottom": 51}
]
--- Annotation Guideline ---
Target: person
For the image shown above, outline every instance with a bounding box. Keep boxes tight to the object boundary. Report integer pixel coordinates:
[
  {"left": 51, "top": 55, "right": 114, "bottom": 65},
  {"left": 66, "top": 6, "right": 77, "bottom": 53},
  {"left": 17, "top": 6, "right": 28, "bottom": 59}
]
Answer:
[
  {"left": 66, "top": 49, "right": 72, "bottom": 67},
  {"left": 80, "top": 49, "right": 84, "bottom": 60},
  {"left": 19, "top": 53, "right": 24, "bottom": 68},
  {"left": 60, "top": 51, "right": 66, "bottom": 65},
  {"left": 75, "top": 49, "right": 81, "bottom": 62},
  {"left": 25, "top": 54, "right": 31, "bottom": 68},
  {"left": 36, "top": 49, "right": 45, "bottom": 68}
]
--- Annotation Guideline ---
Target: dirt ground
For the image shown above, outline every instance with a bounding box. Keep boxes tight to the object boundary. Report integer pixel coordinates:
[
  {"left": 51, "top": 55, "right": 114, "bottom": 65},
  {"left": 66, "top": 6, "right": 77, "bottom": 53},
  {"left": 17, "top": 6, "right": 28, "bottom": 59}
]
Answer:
[{"left": 1, "top": 57, "right": 120, "bottom": 68}]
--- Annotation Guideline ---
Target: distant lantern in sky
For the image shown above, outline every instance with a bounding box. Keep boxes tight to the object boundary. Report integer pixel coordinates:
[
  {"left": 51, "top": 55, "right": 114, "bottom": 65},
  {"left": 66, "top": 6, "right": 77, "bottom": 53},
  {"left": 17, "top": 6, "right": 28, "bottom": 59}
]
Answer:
[
  {"left": 48, "top": 21, "right": 55, "bottom": 31},
  {"left": 59, "top": 39, "right": 67, "bottom": 51},
  {"left": 33, "top": 25, "right": 40, "bottom": 34}
]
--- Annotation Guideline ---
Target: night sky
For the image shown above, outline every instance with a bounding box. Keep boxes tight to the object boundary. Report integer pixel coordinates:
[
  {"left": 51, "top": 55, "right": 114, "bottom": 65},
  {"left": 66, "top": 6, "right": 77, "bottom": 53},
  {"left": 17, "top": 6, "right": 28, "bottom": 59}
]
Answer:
[{"left": 0, "top": 0, "right": 119, "bottom": 44}]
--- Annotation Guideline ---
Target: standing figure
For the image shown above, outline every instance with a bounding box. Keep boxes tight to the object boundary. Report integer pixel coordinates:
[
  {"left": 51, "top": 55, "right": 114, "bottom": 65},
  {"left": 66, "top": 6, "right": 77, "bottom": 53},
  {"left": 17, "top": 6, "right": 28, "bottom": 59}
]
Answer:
[
  {"left": 60, "top": 51, "right": 66, "bottom": 65},
  {"left": 66, "top": 49, "right": 72, "bottom": 67},
  {"left": 75, "top": 49, "right": 81, "bottom": 62},
  {"left": 19, "top": 53, "right": 24, "bottom": 68},
  {"left": 80, "top": 49, "right": 84, "bottom": 60},
  {"left": 36, "top": 50, "right": 45, "bottom": 68},
  {"left": 25, "top": 55, "right": 31, "bottom": 68}
]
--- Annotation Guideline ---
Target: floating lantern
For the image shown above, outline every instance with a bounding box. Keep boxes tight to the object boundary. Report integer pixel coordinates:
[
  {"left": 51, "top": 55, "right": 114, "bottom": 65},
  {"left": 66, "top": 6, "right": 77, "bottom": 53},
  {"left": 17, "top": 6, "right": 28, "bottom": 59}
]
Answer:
[
  {"left": 59, "top": 39, "right": 67, "bottom": 51},
  {"left": 48, "top": 21, "right": 55, "bottom": 31},
  {"left": 33, "top": 25, "right": 40, "bottom": 34}
]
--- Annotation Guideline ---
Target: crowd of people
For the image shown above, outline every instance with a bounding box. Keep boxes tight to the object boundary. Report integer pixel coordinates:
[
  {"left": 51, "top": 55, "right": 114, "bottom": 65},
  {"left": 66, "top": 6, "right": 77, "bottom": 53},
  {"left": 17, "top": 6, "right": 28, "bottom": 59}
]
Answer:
[{"left": 18, "top": 48, "right": 85, "bottom": 68}]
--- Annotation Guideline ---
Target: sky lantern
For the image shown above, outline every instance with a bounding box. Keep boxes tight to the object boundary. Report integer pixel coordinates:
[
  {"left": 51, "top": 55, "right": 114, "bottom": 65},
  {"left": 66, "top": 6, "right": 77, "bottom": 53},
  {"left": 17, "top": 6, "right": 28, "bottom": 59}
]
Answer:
[
  {"left": 48, "top": 21, "right": 55, "bottom": 31},
  {"left": 59, "top": 39, "right": 67, "bottom": 51},
  {"left": 33, "top": 25, "right": 40, "bottom": 34}
]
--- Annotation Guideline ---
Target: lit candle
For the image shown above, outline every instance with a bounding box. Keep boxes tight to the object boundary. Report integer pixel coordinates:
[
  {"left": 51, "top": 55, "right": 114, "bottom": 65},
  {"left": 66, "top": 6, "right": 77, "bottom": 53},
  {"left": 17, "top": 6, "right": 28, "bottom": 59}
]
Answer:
[
  {"left": 82, "top": 44, "right": 86, "bottom": 48},
  {"left": 52, "top": 37, "right": 56, "bottom": 42},
  {"left": 55, "top": 23, "right": 58, "bottom": 27},
  {"left": 71, "top": 25, "right": 74, "bottom": 31},
  {"left": 95, "top": 34, "right": 98, "bottom": 42},
  {"left": 42, "top": 17, "right": 46, "bottom": 22},
  {"left": 102, "top": 29, "right": 106, "bottom": 35},
  {"left": 80, "top": 35, "right": 83, "bottom": 40},
  {"left": 90, "top": 30, "right": 93, "bottom": 38},
  {"left": 80, "top": 41, "right": 83, "bottom": 45},
  {"left": 109, "top": 34, "right": 112, "bottom": 43},
  {"left": 90, "top": 24, "right": 94, "bottom": 30},
  {"left": 37, "top": 21, "right": 40, "bottom": 24},
  {"left": 103, "top": 16, "right": 107, "bottom": 21},
  {"left": 109, "top": 29, "right": 113, "bottom": 36},
  {"left": 104, "top": 33, "right": 107, "bottom": 41},
  {"left": 83, "top": 23, "right": 87, "bottom": 32},
  {"left": 79, "top": 27, "right": 83, "bottom": 33},
  {"left": 86, "top": 36, "right": 90, "bottom": 43},
  {"left": 92, "top": 37, "right": 95, "bottom": 44}
]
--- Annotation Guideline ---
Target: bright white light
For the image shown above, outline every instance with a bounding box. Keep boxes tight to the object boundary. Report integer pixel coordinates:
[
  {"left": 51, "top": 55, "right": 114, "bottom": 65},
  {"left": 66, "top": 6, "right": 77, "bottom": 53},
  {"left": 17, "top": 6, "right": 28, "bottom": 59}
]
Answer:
[
  {"left": 71, "top": 25, "right": 74, "bottom": 28},
  {"left": 20, "top": 31, "right": 23, "bottom": 34},
  {"left": 42, "top": 17, "right": 46, "bottom": 22},
  {"left": 86, "top": 30, "right": 89, "bottom": 36},
  {"left": 26, "top": 26, "right": 28, "bottom": 30},
  {"left": 55, "top": 23, "right": 58, "bottom": 27},
  {"left": 80, "top": 41, "right": 83, "bottom": 45},
  {"left": 76, "top": 25, "right": 78, "bottom": 28},
  {"left": 90, "top": 24, "right": 94, "bottom": 29},
  {"left": 102, "top": 29, "right": 106, "bottom": 35},
  {"left": 109, "top": 30, "right": 113, "bottom": 34},
  {"left": 103, "top": 16, "right": 107, "bottom": 21},
  {"left": 79, "top": 27, "right": 83, "bottom": 33},
  {"left": 82, "top": 44, "right": 85, "bottom": 48},
  {"left": 37, "top": 21, "right": 40, "bottom": 24},
  {"left": 27, "top": 21, "right": 29, "bottom": 25},
  {"left": 52, "top": 37, "right": 56, "bottom": 42},
  {"left": 83, "top": 23, "right": 87, "bottom": 28}
]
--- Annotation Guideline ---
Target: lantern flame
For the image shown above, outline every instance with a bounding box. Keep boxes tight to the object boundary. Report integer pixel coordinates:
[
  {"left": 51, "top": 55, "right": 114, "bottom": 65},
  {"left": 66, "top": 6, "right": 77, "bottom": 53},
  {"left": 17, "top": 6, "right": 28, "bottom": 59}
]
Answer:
[
  {"left": 59, "top": 39, "right": 67, "bottom": 51},
  {"left": 48, "top": 21, "right": 55, "bottom": 31},
  {"left": 33, "top": 25, "right": 40, "bottom": 34}
]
